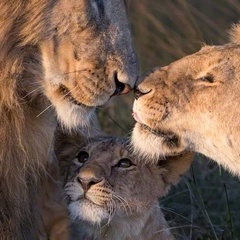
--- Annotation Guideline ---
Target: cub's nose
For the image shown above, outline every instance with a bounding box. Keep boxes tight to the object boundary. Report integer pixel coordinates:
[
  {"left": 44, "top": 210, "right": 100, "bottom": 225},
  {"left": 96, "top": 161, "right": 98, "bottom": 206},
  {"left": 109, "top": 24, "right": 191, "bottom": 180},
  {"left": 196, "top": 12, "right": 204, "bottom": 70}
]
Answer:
[
  {"left": 77, "top": 168, "right": 103, "bottom": 192},
  {"left": 134, "top": 87, "right": 152, "bottom": 100}
]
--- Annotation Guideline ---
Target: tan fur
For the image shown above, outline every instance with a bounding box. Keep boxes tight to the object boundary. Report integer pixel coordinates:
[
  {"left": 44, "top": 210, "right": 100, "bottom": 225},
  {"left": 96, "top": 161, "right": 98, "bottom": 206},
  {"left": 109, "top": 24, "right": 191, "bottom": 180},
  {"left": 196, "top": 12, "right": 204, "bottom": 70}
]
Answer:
[
  {"left": 0, "top": 0, "right": 137, "bottom": 239},
  {"left": 132, "top": 24, "right": 240, "bottom": 175},
  {"left": 58, "top": 137, "right": 193, "bottom": 240}
]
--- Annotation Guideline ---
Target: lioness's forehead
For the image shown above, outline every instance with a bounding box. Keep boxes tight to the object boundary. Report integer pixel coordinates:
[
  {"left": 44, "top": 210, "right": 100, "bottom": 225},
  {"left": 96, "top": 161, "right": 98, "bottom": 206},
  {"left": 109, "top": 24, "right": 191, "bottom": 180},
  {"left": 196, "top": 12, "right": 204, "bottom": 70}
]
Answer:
[{"left": 165, "top": 43, "right": 240, "bottom": 73}]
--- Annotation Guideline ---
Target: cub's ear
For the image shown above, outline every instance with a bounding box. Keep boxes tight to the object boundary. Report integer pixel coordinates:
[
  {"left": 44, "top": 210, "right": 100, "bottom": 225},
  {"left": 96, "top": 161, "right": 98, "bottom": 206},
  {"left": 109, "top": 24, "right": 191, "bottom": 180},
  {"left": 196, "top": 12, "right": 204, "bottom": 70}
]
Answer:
[
  {"left": 158, "top": 152, "right": 194, "bottom": 195},
  {"left": 229, "top": 23, "right": 240, "bottom": 44}
]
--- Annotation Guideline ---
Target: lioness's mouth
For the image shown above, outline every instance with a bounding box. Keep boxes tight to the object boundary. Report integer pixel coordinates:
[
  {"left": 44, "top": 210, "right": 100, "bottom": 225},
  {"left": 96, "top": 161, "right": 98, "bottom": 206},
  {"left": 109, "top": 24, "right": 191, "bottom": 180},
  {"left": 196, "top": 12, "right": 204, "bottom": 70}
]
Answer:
[
  {"left": 140, "top": 123, "right": 180, "bottom": 147},
  {"left": 59, "top": 85, "right": 93, "bottom": 109}
]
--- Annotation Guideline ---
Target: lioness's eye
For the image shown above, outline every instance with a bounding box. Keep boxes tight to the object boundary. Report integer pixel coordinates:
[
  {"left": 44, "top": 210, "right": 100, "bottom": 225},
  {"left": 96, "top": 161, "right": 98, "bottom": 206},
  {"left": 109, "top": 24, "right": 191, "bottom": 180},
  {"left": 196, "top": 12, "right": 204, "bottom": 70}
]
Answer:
[
  {"left": 77, "top": 151, "right": 89, "bottom": 164},
  {"left": 115, "top": 158, "right": 133, "bottom": 168},
  {"left": 199, "top": 74, "right": 214, "bottom": 83}
]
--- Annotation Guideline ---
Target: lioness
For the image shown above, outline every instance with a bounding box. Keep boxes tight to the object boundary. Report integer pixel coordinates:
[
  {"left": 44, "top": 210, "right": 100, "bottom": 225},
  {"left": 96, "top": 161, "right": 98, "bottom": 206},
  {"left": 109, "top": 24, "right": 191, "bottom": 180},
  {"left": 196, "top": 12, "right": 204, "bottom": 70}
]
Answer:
[
  {"left": 0, "top": 0, "right": 138, "bottom": 239},
  {"left": 132, "top": 24, "right": 240, "bottom": 175},
  {"left": 58, "top": 137, "right": 193, "bottom": 240}
]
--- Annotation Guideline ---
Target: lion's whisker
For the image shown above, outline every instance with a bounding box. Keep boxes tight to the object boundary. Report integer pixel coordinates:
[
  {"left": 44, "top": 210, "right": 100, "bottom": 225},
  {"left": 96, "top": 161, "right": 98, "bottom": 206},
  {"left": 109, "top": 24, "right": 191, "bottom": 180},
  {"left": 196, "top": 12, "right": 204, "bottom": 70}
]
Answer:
[
  {"left": 36, "top": 104, "right": 54, "bottom": 118},
  {"left": 23, "top": 86, "right": 43, "bottom": 98},
  {"left": 36, "top": 85, "right": 80, "bottom": 118},
  {"left": 64, "top": 69, "right": 89, "bottom": 75}
]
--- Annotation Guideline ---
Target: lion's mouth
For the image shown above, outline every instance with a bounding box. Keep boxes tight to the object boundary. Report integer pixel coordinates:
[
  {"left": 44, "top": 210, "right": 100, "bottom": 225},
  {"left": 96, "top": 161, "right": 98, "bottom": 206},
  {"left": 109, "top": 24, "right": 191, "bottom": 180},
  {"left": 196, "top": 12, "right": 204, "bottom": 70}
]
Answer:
[
  {"left": 59, "top": 84, "right": 93, "bottom": 109},
  {"left": 140, "top": 123, "right": 180, "bottom": 147}
]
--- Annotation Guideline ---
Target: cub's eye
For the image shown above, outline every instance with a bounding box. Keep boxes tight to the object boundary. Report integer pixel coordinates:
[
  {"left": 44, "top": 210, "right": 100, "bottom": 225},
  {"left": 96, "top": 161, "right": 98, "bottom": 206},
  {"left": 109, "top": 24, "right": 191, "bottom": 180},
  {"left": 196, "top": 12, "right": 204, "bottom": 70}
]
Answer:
[
  {"left": 115, "top": 158, "right": 133, "bottom": 168},
  {"left": 76, "top": 151, "right": 89, "bottom": 164}
]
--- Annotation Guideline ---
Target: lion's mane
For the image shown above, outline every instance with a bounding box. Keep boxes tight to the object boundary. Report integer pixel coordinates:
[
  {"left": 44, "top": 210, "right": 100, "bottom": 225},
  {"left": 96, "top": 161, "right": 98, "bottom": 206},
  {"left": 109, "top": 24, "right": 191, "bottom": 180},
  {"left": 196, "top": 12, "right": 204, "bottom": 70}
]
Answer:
[{"left": 0, "top": 1, "right": 58, "bottom": 239}]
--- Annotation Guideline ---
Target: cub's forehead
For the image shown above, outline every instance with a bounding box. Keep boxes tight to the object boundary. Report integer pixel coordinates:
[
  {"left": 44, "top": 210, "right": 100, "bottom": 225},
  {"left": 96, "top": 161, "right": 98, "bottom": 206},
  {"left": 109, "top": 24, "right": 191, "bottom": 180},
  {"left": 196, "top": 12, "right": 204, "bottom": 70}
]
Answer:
[{"left": 84, "top": 138, "right": 131, "bottom": 157}]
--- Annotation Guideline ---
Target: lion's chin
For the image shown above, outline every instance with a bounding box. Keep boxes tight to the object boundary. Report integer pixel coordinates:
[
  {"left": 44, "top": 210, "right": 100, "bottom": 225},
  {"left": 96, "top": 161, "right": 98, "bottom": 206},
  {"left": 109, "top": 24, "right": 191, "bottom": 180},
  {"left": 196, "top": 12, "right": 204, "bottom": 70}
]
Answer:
[
  {"left": 131, "top": 123, "right": 183, "bottom": 160},
  {"left": 54, "top": 100, "right": 95, "bottom": 130}
]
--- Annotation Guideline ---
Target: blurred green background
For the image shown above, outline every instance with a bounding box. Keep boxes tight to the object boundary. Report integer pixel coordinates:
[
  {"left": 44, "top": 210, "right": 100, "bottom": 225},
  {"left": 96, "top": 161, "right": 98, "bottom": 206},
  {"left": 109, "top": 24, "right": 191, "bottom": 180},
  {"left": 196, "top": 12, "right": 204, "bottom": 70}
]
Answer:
[{"left": 97, "top": 0, "right": 240, "bottom": 239}]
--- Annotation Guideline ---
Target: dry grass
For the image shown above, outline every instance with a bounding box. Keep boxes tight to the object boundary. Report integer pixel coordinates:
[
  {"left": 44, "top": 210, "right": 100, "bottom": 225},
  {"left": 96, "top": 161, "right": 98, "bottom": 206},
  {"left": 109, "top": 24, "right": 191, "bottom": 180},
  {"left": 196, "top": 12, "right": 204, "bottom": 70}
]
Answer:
[{"left": 97, "top": 0, "right": 240, "bottom": 238}]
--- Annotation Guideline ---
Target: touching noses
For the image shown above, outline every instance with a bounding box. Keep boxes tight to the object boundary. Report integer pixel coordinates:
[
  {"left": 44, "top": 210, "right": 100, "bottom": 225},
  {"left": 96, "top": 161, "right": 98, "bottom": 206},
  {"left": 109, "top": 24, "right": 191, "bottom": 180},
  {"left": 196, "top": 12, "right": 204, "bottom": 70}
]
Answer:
[
  {"left": 112, "top": 51, "right": 139, "bottom": 96},
  {"left": 77, "top": 168, "right": 103, "bottom": 192}
]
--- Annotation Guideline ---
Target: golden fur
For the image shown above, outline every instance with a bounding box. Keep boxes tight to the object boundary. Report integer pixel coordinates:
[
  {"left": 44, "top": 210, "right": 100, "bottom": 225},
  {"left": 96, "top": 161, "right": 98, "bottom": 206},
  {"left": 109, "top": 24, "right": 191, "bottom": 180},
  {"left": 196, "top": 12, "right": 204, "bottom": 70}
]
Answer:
[
  {"left": 132, "top": 24, "right": 240, "bottom": 175},
  {"left": 0, "top": 0, "right": 137, "bottom": 239},
  {"left": 57, "top": 137, "right": 193, "bottom": 240}
]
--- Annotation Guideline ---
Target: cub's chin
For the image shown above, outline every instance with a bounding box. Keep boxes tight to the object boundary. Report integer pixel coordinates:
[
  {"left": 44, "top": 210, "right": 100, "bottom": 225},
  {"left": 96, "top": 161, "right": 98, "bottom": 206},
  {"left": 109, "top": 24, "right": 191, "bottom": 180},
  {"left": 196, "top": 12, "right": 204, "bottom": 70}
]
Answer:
[
  {"left": 131, "top": 123, "right": 186, "bottom": 160},
  {"left": 68, "top": 200, "right": 110, "bottom": 224}
]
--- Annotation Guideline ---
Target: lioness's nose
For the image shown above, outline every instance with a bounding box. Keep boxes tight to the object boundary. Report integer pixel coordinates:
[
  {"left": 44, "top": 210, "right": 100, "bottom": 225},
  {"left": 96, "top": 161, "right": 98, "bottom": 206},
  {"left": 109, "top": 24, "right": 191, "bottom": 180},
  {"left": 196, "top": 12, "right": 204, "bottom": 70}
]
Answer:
[
  {"left": 77, "top": 168, "right": 103, "bottom": 191},
  {"left": 112, "top": 72, "right": 132, "bottom": 96},
  {"left": 134, "top": 87, "right": 152, "bottom": 100}
]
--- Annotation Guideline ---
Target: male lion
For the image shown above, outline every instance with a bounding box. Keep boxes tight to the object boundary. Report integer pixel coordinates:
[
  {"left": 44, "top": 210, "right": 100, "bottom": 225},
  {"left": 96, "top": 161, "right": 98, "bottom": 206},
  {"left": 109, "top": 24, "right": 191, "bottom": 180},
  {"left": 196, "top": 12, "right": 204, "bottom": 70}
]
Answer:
[
  {"left": 132, "top": 24, "right": 240, "bottom": 175},
  {"left": 57, "top": 137, "right": 192, "bottom": 240},
  {"left": 0, "top": 0, "right": 138, "bottom": 239}
]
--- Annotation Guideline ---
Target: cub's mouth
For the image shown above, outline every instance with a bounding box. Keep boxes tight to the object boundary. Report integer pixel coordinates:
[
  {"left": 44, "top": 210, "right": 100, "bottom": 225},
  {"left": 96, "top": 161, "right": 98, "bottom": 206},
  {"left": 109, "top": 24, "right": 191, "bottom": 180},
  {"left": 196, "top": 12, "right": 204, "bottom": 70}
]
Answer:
[
  {"left": 139, "top": 123, "right": 180, "bottom": 148},
  {"left": 59, "top": 84, "right": 94, "bottom": 109}
]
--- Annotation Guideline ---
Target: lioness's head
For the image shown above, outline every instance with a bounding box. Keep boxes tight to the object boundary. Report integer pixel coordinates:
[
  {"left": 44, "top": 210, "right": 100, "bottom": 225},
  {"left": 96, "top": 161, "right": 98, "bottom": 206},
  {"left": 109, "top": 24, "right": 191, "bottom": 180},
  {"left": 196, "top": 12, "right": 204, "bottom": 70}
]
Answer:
[
  {"left": 9, "top": 0, "right": 138, "bottom": 128},
  {"left": 132, "top": 24, "right": 240, "bottom": 164},
  {"left": 62, "top": 137, "right": 192, "bottom": 224}
]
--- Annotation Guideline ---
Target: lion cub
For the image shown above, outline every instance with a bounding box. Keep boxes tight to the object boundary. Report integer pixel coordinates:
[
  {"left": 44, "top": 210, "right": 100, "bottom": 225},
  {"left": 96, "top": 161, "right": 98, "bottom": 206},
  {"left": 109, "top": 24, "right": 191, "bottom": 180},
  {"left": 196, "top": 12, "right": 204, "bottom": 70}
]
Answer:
[{"left": 58, "top": 137, "right": 192, "bottom": 240}]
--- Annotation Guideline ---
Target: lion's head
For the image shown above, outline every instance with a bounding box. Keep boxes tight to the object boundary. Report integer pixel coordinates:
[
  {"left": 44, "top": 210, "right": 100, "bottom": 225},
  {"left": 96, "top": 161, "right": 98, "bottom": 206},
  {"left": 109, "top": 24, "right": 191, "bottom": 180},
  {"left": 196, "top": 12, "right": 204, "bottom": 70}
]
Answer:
[
  {"left": 1, "top": 0, "right": 138, "bottom": 129},
  {"left": 131, "top": 24, "right": 240, "bottom": 174}
]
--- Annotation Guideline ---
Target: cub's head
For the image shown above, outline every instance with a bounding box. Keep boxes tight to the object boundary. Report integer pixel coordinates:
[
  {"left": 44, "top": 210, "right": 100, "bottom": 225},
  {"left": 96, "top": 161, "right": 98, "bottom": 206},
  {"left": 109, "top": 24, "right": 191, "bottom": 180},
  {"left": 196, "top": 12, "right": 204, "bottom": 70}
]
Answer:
[
  {"left": 132, "top": 24, "right": 240, "bottom": 160},
  {"left": 61, "top": 137, "right": 192, "bottom": 224}
]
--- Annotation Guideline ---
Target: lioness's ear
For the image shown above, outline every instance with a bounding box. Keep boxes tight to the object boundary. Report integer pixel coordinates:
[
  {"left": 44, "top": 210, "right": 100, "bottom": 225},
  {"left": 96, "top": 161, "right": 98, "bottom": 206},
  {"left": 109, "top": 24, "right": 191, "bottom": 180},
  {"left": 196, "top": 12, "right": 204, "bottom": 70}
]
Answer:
[
  {"left": 229, "top": 23, "right": 240, "bottom": 43},
  {"left": 158, "top": 152, "right": 194, "bottom": 194}
]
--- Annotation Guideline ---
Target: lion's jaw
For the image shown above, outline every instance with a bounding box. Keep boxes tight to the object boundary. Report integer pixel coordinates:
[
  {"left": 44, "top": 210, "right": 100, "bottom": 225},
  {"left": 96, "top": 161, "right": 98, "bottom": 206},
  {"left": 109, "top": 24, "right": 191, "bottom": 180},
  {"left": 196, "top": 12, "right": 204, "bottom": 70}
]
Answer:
[
  {"left": 39, "top": 0, "right": 138, "bottom": 129},
  {"left": 131, "top": 43, "right": 240, "bottom": 175}
]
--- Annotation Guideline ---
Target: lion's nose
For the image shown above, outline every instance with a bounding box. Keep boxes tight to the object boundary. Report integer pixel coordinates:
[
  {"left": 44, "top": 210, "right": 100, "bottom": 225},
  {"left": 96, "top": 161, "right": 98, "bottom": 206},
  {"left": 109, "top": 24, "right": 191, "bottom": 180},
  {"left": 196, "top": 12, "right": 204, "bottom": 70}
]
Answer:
[
  {"left": 111, "top": 72, "right": 132, "bottom": 96},
  {"left": 134, "top": 87, "right": 152, "bottom": 100},
  {"left": 77, "top": 168, "right": 103, "bottom": 191}
]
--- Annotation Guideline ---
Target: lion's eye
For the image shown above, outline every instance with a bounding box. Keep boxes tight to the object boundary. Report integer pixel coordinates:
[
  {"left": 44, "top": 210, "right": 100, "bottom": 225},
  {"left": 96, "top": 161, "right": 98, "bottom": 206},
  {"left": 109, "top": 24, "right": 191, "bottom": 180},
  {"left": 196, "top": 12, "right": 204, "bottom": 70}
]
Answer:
[
  {"left": 76, "top": 151, "right": 89, "bottom": 164},
  {"left": 115, "top": 158, "right": 133, "bottom": 168}
]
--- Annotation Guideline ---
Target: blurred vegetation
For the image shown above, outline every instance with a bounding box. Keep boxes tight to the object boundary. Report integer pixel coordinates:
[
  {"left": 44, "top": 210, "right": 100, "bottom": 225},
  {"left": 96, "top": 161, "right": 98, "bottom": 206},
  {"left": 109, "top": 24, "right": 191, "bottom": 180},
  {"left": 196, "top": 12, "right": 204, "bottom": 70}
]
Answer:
[{"left": 97, "top": 0, "right": 240, "bottom": 239}]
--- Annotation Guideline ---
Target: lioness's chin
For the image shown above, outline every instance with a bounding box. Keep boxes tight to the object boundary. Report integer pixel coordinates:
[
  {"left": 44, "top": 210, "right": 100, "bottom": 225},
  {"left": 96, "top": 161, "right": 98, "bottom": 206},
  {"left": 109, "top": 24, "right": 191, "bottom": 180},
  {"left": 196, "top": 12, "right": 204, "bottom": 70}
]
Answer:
[
  {"left": 131, "top": 123, "right": 186, "bottom": 160},
  {"left": 68, "top": 200, "right": 109, "bottom": 224}
]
